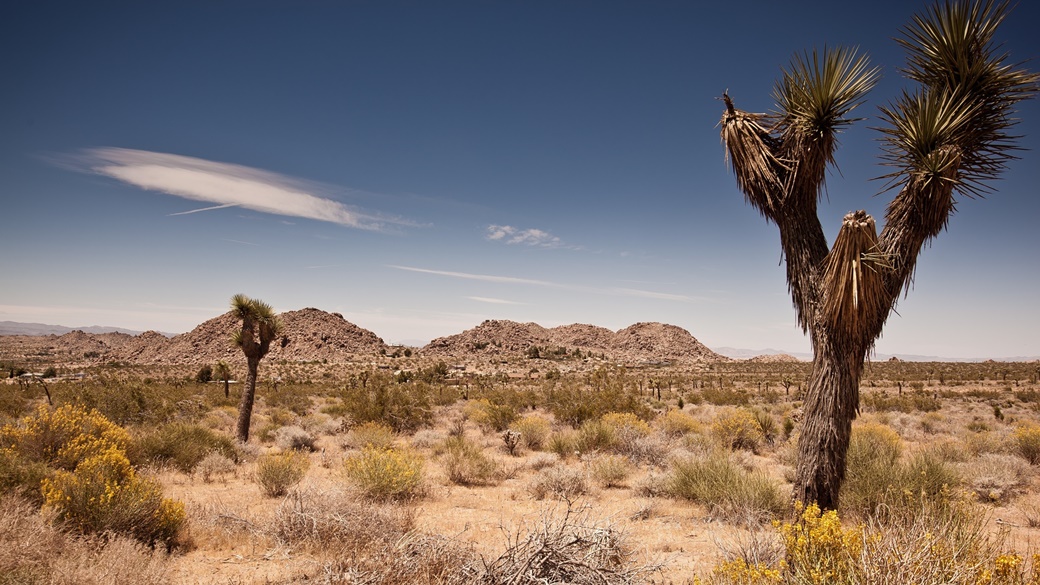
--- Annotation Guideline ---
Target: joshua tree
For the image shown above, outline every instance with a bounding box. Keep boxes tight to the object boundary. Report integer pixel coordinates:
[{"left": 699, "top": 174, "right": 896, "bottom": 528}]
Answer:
[
  {"left": 214, "top": 360, "right": 232, "bottom": 398},
  {"left": 231, "top": 294, "right": 283, "bottom": 442},
  {"left": 719, "top": 0, "right": 1036, "bottom": 509}
]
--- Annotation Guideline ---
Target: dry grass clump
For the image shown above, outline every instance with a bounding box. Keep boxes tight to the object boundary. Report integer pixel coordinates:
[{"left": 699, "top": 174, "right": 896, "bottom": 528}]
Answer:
[
  {"left": 343, "top": 445, "right": 426, "bottom": 501},
  {"left": 0, "top": 495, "right": 173, "bottom": 585},
  {"left": 961, "top": 453, "right": 1031, "bottom": 503},
  {"left": 346, "top": 420, "right": 397, "bottom": 449},
  {"left": 478, "top": 504, "right": 662, "bottom": 584},
  {"left": 273, "top": 425, "right": 316, "bottom": 452},
  {"left": 132, "top": 421, "right": 238, "bottom": 473},
  {"left": 665, "top": 451, "right": 786, "bottom": 524},
  {"left": 510, "top": 413, "right": 552, "bottom": 451},
  {"left": 253, "top": 451, "right": 309, "bottom": 497},
  {"left": 528, "top": 464, "right": 591, "bottom": 501},
  {"left": 587, "top": 454, "right": 632, "bottom": 488},
  {"left": 194, "top": 452, "right": 236, "bottom": 483},
  {"left": 441, "top": 435, "right": 502, "bottom": 486},
  {"left": 273, "top": 488, "right": 476, "bottom": 584}
]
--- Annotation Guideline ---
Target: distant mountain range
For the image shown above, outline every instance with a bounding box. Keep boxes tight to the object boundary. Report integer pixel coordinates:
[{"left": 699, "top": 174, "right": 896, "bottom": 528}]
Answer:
[
  {"left": 0, "top": 320, "right": 164, "bottom": 337},
  {"left": 1, "top": 320, "right": 1035, "bottom": 363}
]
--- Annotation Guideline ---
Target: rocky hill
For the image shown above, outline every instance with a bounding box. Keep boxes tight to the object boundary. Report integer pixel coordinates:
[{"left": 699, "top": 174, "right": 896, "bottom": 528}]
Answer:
[
  {"left": 423, "top": 319, "right": 727, "bottom": 364},
  {"left": 0, "top": 308, "right": 388, "bottom": 366}
]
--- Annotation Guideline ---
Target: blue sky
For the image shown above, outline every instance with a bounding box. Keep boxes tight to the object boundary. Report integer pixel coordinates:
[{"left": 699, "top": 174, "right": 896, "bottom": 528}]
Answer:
[{"left": 1, "top": 1, "right": 1038, "bottom": 359}]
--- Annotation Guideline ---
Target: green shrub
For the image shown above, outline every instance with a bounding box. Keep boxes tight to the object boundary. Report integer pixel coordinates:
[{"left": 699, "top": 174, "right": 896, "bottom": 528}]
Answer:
[
  {"left": 133, "top": 422, "right": 238, "bottom": 473},
  {"left": 0, "top": 448, "right": 51, "bottom": 503},
  {"left": 332, "top": 375, "right": 432, "bottom": 433},
  {"left": 441, "top": 435, "right": 501, "bottom": 486},
  {"left": 41, "top": 447, "right": 185, "bottom": 548},
  {"left": 545, "top": 376, "right": 651, "bottom": 427},
  {"left": 666, "top": 451, "right": 785, "bottom": 523},
  {"left": 548, "top": 430, "right": 577, "bottom": 459},
  {"left": 254, "top": 451, "right": 309, "bottom": 497},
  {"left": 343, "top": 446, "right": 425, "bottom": 501},
  {"left": 463, "top": 398, "right": 519, "bottom": 432}
]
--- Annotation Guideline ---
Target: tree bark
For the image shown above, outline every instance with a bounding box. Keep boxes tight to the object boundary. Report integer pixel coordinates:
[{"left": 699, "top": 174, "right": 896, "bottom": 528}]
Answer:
[
  {"left": 793, "top": 332, "right": 867, "bottom": 508},
  {"left": 236, "top": 355, "right": 259, "bottom": 443}
]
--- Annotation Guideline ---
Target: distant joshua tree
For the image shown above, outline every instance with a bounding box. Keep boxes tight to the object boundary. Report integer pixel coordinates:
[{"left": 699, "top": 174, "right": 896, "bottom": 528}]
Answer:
[
  {"left": 231, "top": 294, "right": 283, "bottom": 442},
  {"left": 719, "top": 0, "right": 1036, "bottom": 509},
  {"left": 214, "top": 360, "right": 232, "bottom": 398}
]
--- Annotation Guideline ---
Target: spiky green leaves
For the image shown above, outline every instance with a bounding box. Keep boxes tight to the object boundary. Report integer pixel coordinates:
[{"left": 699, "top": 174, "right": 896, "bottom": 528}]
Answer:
[
  {"left": 229, "top": 294, "right": 283, "bottom": 359},
  {"left": 774, "top": 47, "right": 880, "bottom": 139},
  {"left": 880, "top": 0, "right": 1038, "bottom": 198}
]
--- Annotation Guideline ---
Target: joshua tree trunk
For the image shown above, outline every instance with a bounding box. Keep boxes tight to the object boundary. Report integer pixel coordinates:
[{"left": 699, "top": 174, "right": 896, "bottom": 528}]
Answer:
[
  {"left": 236, "top": 354, "right": 260, "bottom": 443},
  {"left": 719, "top": 1, "right": 1037, "bottom": 509}
]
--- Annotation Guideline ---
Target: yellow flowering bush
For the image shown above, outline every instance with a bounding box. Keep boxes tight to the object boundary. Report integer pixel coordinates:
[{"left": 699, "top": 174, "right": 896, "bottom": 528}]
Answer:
[
  {"left": 706, "top": 559, "right": 783, "bottom": 585},
  {"left": 781, "top": 503, "right": 862, "bottom": 585},
  {"left": 657, "top": 408, "right": 702, "bottom": 437},
  {"left": 41, "top": 446, "right": 185, "bottom": 547},
  {"left": 711, "top": 408, "right": 765, "bottom": 452},
  {"left": 345, "top": 421, "right": 396, "bottom": 449},
  {"left": 0, "top": 404, "right": 130, "bottom": 470},
  {"left": 343, "top": 445, "right": 425, "bottom": 501},
  {"left": 1013, "top": 423, "right": 1040, "bottom": 465},
  {"left": 510, "top": 414, "right": 552, "bottom": 451}
]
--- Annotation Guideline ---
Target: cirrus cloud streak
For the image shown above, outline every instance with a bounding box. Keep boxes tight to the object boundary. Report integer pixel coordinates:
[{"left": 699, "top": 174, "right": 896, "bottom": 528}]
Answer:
[{"left": 64, "top": 147, "right": 414, "bottom": 232}]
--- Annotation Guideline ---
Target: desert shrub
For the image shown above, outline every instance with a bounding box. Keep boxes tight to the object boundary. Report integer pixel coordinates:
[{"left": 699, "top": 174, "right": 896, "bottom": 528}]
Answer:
[
  {"left": 272, "top": 488, "right": 415, "bottom": 552},
  {"left": 962, "top": 453, "right": 1030, "bottom": 503},
  {"left": 545, "top": 377, "right": 651, "bottom": 428},
  {"left": 528, "top": 465, "right": 590, "bottom": 500},
  {"left": 346, "top": 421, "right": 396, "bottom": 449},
  {"left": 842, "top": 439, "right": 960, "bottom": 521},
  {"left": 441, "top": 435, "right": 501, "bottom": 486},
  {"left": 479, "top": 505, "right": 660, "bottom": 584},
  {"left": 265, "top": 384, "right": 312, "bottom": 416},
  {"left": 656, "top": 408, "right": 702, "bottom": 437},
  {"left": 0, "top": 448, "right": 51, "bottom": 503},
  {"left": 343, "top": 446, "right": 425, "bottom": 501},
  {"left": 704, "top": 496, "right": 1033, "bottom": 585},
  {"left": 548, "top": 429, "right": 578, "bottom": 459},
  {"left": 588, "top": 454, "right": 631, "bottom": 488},
  {"left": 0, "top": 404, "right": 130, "bottom": 471},
  {"left": 699, "top": 386, "right": 749, "bottom": 406},
  {"left": 274, "top": 425, "right": 317, "bottom": 452},
  {"left": 1012, "top": 422, "right": 1040, "bottom": 464},
  {"left": 666, "top": 451, "right": 785, "bottom": 523},
  {"left": 57, "top": 382, "right": 186, "bottom": 426},
  {"left": 752, "top": 408, "right": 778, "bottom": 445},
  {"left": 0, "top": 495, "right": 173, "bottom": 585},
  {"left": 254, "top": 451, "right": 309, "bottom": 497},
  {"left": 574, "top": 418, "right": 616, "bottom": 454},
  {"left": 710, "top": 408, "right": 765, "bottom": 452},
  {"left": 332, "top": 375, "right": 432, "bottom": 432},
  {"left": 195, "top": 452, "right": 237, "bottom": 483},
  {"left": 527, "top": 452, "right": 560, "bottom": 471},
  {"left": 862, "top": 390, "right": 941, "bottom": 413},
  {"left": 133, "top": 422, "right": 238, "bottom": 473},
  {"left": 463, "top": 398, "right": 519, "bottom": 432},
  {"left": 41, "top": 446, "right": 185, "bottom": 548},
  {"left": 602, "top": 412, "right": 652, "bottom": 448},
  {"left": 510, "top": 414, "right": 552, "bottom": 451}
]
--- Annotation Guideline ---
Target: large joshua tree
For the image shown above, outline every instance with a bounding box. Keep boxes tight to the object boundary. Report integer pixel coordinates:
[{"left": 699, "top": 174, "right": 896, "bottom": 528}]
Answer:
[
  {"left": 231, "top": 293, "right": 283, "bottom": 443},
  {"left": 720, "top": 0, "right": 1037, "bottom": 509}
]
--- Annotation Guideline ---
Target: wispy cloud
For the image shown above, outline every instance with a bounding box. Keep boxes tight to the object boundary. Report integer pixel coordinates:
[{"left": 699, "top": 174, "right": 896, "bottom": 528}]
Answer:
[
  {"left": 63, "top": 147, "right": 414, "bottom": 232},
  {"left": 466, "top": 296, "right": 525, "bottom": 305},
  {"left": 486, "top": 224, "right": 567, "bottom": 248},
  {"left": 389, "top": 265, "right": 700, "bottom": 303},
  {"left": 389, "top": 265, "right": 557, "bottom": 287}
]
